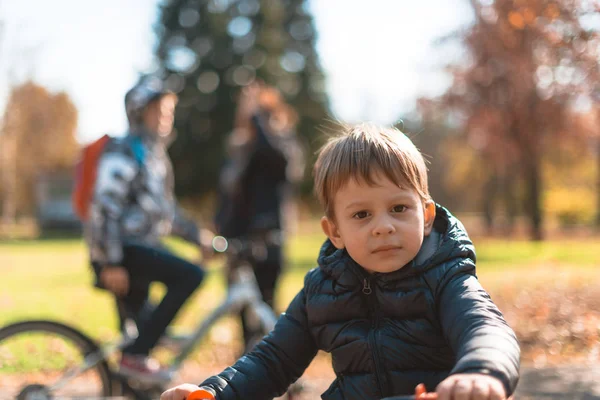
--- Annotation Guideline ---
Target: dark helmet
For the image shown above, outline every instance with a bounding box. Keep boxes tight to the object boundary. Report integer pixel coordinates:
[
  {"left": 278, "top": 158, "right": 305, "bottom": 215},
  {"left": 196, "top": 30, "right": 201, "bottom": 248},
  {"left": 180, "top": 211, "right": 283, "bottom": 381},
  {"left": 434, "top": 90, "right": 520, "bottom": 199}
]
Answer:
[{"left": 124, "top": 76, "right": 171, "bottom": 124}]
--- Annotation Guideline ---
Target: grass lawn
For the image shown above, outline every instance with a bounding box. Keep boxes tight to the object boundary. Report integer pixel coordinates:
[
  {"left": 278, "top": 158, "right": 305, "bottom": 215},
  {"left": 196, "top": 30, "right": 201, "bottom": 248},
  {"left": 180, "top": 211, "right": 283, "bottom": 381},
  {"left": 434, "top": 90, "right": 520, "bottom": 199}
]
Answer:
[{"left": 1, "top": 230, "right": 599, "bottom": 367}]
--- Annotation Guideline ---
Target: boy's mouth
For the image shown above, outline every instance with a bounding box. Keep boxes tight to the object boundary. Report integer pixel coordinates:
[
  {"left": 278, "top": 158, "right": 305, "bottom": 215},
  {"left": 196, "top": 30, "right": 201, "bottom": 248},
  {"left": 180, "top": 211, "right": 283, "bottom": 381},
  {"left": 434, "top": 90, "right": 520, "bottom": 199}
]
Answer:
[{"left": 372, "top": 245, "right": 402, "bottom": 253}]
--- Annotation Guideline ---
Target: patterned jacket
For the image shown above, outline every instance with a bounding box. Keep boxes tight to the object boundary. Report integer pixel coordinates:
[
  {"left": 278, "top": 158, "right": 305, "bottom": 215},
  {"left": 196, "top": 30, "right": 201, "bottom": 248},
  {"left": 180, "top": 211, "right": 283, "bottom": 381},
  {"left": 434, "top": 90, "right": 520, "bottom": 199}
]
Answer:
[{"left": 85, "top": 129, "right": 200, "bottom": 270}]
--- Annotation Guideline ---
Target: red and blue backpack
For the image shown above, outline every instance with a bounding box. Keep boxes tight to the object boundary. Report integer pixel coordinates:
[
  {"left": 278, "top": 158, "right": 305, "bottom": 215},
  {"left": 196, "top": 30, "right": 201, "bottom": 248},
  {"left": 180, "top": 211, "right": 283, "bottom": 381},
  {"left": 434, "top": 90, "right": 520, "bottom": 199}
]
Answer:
[{"left": 72, "top": 135, "right": 145, "bottom": 221}]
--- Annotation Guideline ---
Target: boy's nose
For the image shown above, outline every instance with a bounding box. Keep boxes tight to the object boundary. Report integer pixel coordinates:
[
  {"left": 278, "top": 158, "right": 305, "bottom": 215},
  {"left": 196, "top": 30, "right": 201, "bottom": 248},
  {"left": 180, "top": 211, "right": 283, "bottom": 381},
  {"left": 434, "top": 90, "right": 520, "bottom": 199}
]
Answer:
[{"left": 372, "top": 217, "right": 396, "bottom": 236}]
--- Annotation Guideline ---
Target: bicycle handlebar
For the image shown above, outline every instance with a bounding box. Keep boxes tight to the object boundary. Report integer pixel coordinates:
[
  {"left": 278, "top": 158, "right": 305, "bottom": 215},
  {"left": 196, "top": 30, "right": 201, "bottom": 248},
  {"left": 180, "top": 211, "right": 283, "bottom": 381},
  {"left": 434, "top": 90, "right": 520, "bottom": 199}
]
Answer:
[
  {"left": 210, "top": 235, "right": 276, "bottom": 267},
  {"left": 211, "top": 235, "right": 229, "bottom": 253},
  {"left": 186, "top": 383, "right": 438, "bottom": 400},
  {"left": 211, "top": 233, "right": 281, "bottom": 255},
  {"left": 187, "top": 389, "right": 215, "bottom": 400},
  {"left": 211, "top": 235, "right": 257, "bottom": 259},
  {"left": 381, "top": 384, "right": 437, "bottom": 399}
]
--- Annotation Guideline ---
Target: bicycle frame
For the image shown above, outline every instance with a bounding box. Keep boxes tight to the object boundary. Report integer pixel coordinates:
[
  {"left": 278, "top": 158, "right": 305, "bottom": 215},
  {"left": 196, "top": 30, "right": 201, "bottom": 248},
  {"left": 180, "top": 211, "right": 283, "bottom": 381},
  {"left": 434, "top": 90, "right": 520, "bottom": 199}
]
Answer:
[
  {"left": 48, "top": 259, "right": 279, "bottom": 392},
  {"left": 47, "top": 336, "right": 135, "bottom": 393},
  {"left": 167, "top": 264, "right": 278, "bottom": 374}
]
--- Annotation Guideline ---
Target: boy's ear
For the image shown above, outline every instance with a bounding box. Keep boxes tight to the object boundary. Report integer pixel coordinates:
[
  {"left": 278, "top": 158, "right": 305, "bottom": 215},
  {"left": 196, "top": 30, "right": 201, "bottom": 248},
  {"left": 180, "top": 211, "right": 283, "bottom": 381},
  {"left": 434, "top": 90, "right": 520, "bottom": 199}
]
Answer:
[
  {"left": 423, "top": 200, "right": 436, "bottom": 236},
  {"left": 321, "top": 216, "right": 345, "bottom": 249}
]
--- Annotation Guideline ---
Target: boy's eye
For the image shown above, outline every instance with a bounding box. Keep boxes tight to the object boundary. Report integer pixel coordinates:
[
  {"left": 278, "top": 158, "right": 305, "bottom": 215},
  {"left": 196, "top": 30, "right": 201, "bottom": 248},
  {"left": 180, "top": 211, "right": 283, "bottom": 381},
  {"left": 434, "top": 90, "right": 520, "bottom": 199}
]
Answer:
[
  {"left": 353, "top": 211, "right": 369, "bottom": 219},
  {"left": 392, "top": 205, "right": 407, "bottom": 213}
]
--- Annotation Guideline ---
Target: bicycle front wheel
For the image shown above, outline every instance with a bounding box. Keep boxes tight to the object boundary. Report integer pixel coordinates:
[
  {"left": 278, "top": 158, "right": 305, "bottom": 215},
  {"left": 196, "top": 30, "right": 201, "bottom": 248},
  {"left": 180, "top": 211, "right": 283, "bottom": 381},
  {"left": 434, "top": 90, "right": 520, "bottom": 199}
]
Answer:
[{"left": 0, "top": 320, "right": 114, "bottom": 399}]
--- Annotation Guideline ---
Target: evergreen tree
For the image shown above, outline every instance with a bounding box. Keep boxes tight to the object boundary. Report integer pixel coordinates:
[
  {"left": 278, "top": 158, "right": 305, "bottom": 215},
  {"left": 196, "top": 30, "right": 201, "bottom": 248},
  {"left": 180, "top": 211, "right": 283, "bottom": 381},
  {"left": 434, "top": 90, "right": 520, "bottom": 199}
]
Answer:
[{"left": 154, "top": 0, "right": 330, "bottom": 197}]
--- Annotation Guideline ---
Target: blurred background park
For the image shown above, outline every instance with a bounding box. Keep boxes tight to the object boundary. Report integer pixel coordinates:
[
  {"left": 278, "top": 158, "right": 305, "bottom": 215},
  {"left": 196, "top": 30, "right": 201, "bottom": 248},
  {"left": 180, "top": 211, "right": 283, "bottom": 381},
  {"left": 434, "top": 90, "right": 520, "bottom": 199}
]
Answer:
[{"left": 0, "top": 0, "right": 599, "bottom": 397}]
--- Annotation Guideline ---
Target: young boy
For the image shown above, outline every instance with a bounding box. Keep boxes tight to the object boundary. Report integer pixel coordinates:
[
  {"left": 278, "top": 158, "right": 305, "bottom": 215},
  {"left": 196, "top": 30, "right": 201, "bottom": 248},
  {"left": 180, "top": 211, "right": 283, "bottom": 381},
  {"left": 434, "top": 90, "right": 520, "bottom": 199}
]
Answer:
[
  {"left": 86, "top": 78, "right": 212, "bottom": 380},
  {"left": 162, "top": 124, "right": 520, "bottom": 400}
]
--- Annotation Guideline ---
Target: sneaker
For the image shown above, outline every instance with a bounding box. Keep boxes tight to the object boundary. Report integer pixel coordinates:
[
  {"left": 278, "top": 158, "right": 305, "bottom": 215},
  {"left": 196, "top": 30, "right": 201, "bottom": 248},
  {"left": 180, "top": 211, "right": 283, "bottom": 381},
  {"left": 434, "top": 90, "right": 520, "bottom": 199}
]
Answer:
[{"left": 119, "top": 354, "right": 171, "bottom": 383}]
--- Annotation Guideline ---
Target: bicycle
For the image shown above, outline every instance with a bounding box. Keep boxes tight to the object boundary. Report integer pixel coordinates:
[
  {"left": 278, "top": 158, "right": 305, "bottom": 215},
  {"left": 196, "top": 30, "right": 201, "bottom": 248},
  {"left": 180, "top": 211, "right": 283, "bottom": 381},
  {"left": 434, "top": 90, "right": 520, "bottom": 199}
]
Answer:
[
  {"left": 381, "top": 384, "right": 437, "bottom": 399},
  {"left": 183, "top": 379, "right": 513, "bottom": 400},
  {"left": 0, "top": 236, "right": 288, "bottom": 400},
  {"left": 183, "top": 383, "right": 440, "bottom": 400}
]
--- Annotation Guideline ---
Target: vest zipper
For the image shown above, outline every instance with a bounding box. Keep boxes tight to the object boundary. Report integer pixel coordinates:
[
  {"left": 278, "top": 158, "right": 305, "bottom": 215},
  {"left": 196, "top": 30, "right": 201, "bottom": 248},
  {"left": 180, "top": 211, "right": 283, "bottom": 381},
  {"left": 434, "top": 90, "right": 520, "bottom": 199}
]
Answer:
[
  {"left": 363, "top": 277, "right": 388, "bottom": 397},
  {"left": 362, "top": 278, "right": 372, "bottom": 295}
]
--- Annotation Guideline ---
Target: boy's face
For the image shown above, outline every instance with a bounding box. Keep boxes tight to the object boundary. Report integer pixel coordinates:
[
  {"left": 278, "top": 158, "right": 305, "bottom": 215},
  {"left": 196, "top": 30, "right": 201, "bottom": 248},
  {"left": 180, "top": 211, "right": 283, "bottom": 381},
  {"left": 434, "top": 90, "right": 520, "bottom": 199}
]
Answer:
[
  {"left": 321, "top": 171, "right": 436, "bottom": 274},
  {"left": 142, "top": 94, "right": 177, "bottom": 138}
]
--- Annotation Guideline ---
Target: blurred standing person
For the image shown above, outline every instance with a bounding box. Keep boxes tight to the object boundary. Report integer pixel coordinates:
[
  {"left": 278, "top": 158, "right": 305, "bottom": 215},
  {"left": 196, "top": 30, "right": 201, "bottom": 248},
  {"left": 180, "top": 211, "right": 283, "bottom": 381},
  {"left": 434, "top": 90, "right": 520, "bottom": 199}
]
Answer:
[
  {"left": 85, "top": 77, "right": 212, "bottom": 381},
  {"left": 215, "top": 82, "right": 305, "bottom": 352}
]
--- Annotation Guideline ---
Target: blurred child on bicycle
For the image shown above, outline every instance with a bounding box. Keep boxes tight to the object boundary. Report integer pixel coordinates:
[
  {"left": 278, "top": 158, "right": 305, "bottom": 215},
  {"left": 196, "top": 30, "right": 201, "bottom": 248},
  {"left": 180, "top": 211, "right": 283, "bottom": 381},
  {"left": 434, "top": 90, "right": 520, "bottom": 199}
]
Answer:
[
  {"left": 86, "top": 77, "right": 213, "bottom": 381},
  {"left": 162, "top": 123, "right": 520, "bottom": 400}
]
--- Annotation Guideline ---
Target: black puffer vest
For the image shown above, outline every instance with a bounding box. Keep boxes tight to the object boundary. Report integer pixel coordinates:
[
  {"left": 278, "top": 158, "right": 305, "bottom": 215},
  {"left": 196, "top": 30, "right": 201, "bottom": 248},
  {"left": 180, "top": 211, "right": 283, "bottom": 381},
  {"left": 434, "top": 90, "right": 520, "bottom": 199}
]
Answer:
[{"left": 201, "top": 205, "right": 520, "bottom": 400}]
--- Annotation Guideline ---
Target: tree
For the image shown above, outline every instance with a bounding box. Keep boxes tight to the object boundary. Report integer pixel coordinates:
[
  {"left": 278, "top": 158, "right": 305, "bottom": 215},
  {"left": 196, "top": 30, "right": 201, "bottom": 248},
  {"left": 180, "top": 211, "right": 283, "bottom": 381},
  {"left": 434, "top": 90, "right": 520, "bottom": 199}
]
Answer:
[
  {"left": 0, "top": 81, "right": 78, "bottom": 216},
  {"left": 154, "top": 0, "right": 330, "bottom": 198},
  {"left": 413, "top": 99, "right": 488, "bottom": 215},
  {"left": 439, "top": 0, "right": 600, "bottom": 240},
  {"left": 0, "top": 3, "right": 47, "bottom": 224}
]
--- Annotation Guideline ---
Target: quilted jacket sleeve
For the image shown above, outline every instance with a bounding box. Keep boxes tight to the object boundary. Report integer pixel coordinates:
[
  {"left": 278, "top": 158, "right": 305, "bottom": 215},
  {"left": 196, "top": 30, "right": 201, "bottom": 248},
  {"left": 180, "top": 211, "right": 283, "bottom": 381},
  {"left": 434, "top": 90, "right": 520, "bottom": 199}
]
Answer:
[
  {"left": 199, "top": 287, "right": 318, "bottom": 400},
  {"left": 435, "top": 260, "right": 520, "bottom": 396}
]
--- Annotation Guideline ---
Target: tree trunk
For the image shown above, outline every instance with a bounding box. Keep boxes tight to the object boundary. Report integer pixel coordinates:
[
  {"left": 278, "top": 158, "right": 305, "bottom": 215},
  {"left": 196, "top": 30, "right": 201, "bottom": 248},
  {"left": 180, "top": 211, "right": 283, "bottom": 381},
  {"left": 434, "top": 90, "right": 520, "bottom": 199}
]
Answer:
[
  {"left": 523, "top": 153, "right": 543, "bottom": 241},
  {"left": 1, "top": 134, "right": 17, "bottom": 226},
  {"left": 482, "top": 172, "right": 498, "bottom": 235},
  {"left": 502, "top": 170, "right": 518, "bottom": 235},
  {"left": 596, "top": 137, "right": 600, "bottom": 229}
]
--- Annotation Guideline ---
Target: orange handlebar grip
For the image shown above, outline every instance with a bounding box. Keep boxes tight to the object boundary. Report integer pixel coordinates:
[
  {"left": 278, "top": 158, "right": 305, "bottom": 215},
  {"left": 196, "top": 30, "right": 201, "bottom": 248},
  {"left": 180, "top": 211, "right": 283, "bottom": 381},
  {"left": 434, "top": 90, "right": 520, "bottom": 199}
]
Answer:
[
  {"left": 415, "top": 384, "right": 427, "bottom": 397},
  {"left": 187, "top": 389, "right": 215, "bottom": 400},
  {"left": 415, "top": 383, "right": 438, "bottom": 399}
]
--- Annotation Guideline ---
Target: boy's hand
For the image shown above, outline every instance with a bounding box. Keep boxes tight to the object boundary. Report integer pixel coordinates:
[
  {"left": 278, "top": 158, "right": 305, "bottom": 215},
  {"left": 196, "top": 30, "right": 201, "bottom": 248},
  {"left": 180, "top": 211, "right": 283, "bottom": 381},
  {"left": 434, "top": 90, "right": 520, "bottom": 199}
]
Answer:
[
  {"left": 198, "top": 228, "right": 216, "bottom": 261},
  {"left": 436, "top": 373, "right": 506, "bottom": 400},
  {"left": 100, "top": 266, "right": 129, "bottom": 297},
  {"left": 160, "top": 384, "right": 202, "bottom": 400}
]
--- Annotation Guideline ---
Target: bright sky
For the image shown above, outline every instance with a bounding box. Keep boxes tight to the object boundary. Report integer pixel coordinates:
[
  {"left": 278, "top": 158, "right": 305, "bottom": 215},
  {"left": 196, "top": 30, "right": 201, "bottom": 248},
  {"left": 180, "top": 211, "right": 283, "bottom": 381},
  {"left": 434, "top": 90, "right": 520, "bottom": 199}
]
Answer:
[{"left": 0, "top": 0, "right": 473, "bottom": 144}]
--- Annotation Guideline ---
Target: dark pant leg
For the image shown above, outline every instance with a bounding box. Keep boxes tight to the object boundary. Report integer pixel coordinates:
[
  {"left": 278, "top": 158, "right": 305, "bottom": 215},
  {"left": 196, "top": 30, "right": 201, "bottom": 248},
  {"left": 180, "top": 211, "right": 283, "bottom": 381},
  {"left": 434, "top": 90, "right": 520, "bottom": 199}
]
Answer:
[
  {"left": 121, "top": 244, "right": 205, "bottom": 356},
  {"left": 239, "top": 244, "right": 282, "bottom": 350},
  {"left": 115, "top": 284, "right": 151, "bottom": 333},
  {"left": 92, "top": 261, "right": 150, "bottom": 333},
  {"left": 257, "top": 243, "right": 284, "bottom": 306}
]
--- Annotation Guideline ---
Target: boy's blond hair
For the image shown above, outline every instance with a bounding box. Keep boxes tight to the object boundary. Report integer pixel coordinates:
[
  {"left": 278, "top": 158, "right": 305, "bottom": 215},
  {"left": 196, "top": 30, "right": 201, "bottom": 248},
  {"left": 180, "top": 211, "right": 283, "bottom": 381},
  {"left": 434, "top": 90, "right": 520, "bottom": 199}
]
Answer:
[{"left": 314, "top": 123, "right": 430, "bottom": 217}]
